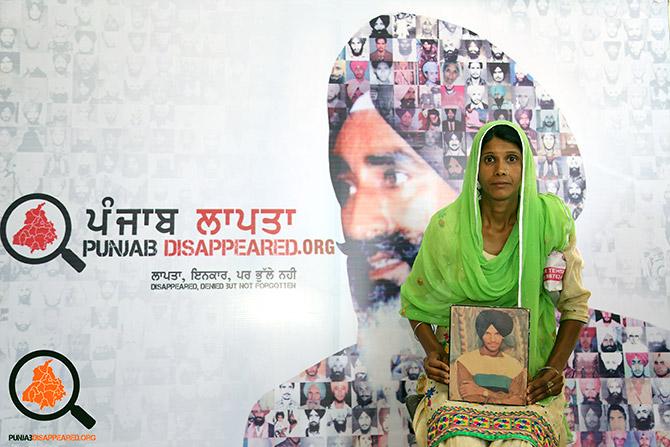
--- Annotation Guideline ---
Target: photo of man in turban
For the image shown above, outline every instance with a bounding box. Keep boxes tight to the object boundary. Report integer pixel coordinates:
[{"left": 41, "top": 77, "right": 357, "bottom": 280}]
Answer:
[{"left": 449, "top": 308, "right": 528, "bottom": 405}]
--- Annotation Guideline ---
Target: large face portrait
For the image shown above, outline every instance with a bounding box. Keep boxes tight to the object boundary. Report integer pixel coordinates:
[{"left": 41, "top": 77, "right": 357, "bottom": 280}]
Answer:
[{"left": 327, "top": 12, "right": 586, "bottom": 383}]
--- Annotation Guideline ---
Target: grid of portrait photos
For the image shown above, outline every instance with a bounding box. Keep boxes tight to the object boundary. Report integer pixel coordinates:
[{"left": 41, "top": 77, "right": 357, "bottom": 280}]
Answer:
[
  {"left": 245, "top": 346, "right": 421, "bottom": 447},
  {"left": 326, "top": 13, "right": 587, "bottom": 221},
  {"left": 564, "top": 309, "right": 670, "bottom": 447}
]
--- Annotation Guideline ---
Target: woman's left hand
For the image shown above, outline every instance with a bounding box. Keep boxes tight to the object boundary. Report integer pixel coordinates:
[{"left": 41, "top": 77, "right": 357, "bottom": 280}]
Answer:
[{"left": 526, "top": 367, "right": 563, "bottom": 404}]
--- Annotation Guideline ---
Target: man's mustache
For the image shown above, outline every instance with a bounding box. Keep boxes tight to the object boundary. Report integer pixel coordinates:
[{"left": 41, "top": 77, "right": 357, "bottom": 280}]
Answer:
[{"left": 337, "top": 232, "right": 420, "bottom": 265}]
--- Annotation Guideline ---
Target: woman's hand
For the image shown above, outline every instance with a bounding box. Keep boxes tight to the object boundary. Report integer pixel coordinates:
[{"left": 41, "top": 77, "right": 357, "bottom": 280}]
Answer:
[
  {"left": 526, "top": 367, "right": 563, "bottom": 404},
  {"left": 423, "top": 350, "right": 449, "bottom": 384}
]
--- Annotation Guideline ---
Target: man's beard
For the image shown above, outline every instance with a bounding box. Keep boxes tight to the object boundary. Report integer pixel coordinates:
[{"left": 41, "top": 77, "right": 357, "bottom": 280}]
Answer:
[
  {"left": 339, "top": 231, "right": 420, "bottom": 315},
  {"left": 635, "top": 414, "right": 654, "bottom": 430},
  {"left": 493, "top": 96, "right": 505, "bottom": 108},
  {"left": 253, "top": 416, "right": 265, "bottom": 427},
  {"left": 333, "top": 419, "right": 347, "bottom": 433},
  {"left": 568, "top": 191, "right": 583, "bottom": 205},
  {"left": 308, "top": 421, "right": 320, "bottom": 433},
  {"left": 569, "top": 167, "right": 581, "bottom": 178},
  {"left": 539, "top": 99, "right": 554, "bottom": 109},
  {"left": 329, "top": 368, "right": 346, "bottom": 382},
  {"left": 443, "top": 49, "right": 458, "bottom": 63},
  {"left": 606, "top": 391, "right": 623, "bottom": 405},
  {"left": 356, "top": 394, "right": 372, "bottom": 407},
  {"left": 340, "top": 232, "right": 423, "bottom": 382}
]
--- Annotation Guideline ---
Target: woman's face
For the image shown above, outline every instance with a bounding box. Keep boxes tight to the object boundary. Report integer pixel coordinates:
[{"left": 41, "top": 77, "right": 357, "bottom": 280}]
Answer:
[{"left": 478, "top": 135, "right": 523, "bottom": 202}]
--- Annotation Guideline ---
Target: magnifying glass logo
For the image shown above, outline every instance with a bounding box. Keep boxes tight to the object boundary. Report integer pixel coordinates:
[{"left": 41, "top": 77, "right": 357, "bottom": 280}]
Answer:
[
  {"left": 9, "top": 350, "right": 96, "bottom": 429},
  {"left": 1, "top": 193, "right": 86, "bottom": 272}
]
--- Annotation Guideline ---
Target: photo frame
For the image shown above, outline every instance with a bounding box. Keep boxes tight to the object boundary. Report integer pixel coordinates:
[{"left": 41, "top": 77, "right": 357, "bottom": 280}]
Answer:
[{"left": 449, "top": 305, "right": 530, "bottom": 405}]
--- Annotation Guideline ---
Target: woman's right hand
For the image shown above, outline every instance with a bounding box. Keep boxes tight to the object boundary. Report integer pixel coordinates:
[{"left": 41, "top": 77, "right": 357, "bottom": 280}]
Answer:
[{"left": 423, "top": 350, "right": 450, "bottom": 384}]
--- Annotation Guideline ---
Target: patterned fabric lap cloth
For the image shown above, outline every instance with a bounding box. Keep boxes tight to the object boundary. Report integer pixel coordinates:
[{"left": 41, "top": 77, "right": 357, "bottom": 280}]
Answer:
[{"left": 414, "top": 376, "right": 567, "bottom": 447}]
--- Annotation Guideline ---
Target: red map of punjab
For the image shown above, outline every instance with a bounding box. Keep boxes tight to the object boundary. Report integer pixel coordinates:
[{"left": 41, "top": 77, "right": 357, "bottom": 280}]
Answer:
[
  {"left": 12, "top": 202, "right": 58, "bottom": 253},
  {"left": 21, "top": 359, "right": 67, "bottom": 410}
]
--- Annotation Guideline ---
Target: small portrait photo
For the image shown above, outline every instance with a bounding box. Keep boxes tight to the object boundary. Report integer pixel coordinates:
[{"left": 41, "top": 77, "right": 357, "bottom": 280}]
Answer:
[
  {"left": 599, "top": 352, "right": 625, "bottom": 378},
  {"left": 580, "top": 378, "right": 603, "bottom": 404},
  {"left": 577, "top": 327, "right": 598, "bottom": 353},
  {"left": 657, "top": 403, "right": 670, "bottom": 430},
  {"left": 625, "top": 352, "right": 651, "bottom": 379},
  {"left": 327, "top": 354, "right": 352, "bottom": 382},
  {"left": 275, "top": 382, "right": 299, "bottom": 411},
  {"left": 629, "top": 404, "right": 655, "bottom": 431},
  {"left": 0, "top": 101, "right": 17, "bottom": 124},
  {"left": 302, "top": 382, "right": 327, "bottom": 409},
  {"left": 564, "top": 405, "right": 578, "bottom": 432},
  {"left": 327, "top": 84, "right": 347, "bottom": 109},
  {"left": 626, "top": 378, "right": 652, "bottom": 405},
  {"left": 652, "top": 378, "right": 670, "bottom": 404},
  {"left": 346, "top": 61, "right": 369, "bottom": 82},
  {"left": 464, "top": 60, "right": 486, "bottom": 86},
  {"left": 351, "top": 380, "right": 375, "bottom": 410},
  {"left": 346, "top": 36, "right": 369, "bottom": 60},
  {"left": 420, "top": 108, "right": 441, "bottom": 131},
  {"left": 652, "top": 353, "right": 670, "bottom": 378},
  {"left": 369, "top": 15, "right": 393, "bottom": 39},
  {"left": 646, "top": 325, "right": 670, "bottom": 352},
  {"left": 422, "top": 130, "right": 443, "bottom": 151},
  {"left": 393, "top": 38, "right": 416, "bottom": 62},
  {"left": 416, "top": 15, "right": 437, "bottom": 39},
  {"left": 417, "top": 39, "right": 438, "bottom": 66},
  {"left": 623, "top": 326, "right": 648, "bottom": 353},
  {"left": 419, "top": 60, "right": 440, "bottom": 87},
  {"left": 449, "top": 307, "right": 529, "bottom": 405},
  {"left": 326, "top": 381, "right": 351, "bottom": 410},
  {"left": 461, "top": 38, "right": 486, "bottom": 61},
  {"left": 390, "top": 354, "right": 423, "bottom": 381},
  {"left": 444, "top": 155, "right": 466, "bottom": 180},
  {"left": 488, "top": 84, "right": 512, "bottom": 111},
  {"left": 579, "top": 403, "right": 605, "bottom": 431},
  {"left": 574, "top": 353, "right": 600, "bottom": 378},
  {"left": 603, "top": 377, "right": 627, "bottom": 406},
  {"left": 392, "top": 12, "right": 416, "bottom": 39},
  {"left": 598, "top": 326, "right": 623, "bottom": 353},
  {"left": 304, "top": 409, "right": 327, "bottom": 437},
  {"left": 579, "top": 431, "right": 603, "bottom": 447},
  {"left": 369, "top": 37, "right": 393, "bottom": 63},
  {"left": 440, "top": 35, "right": 461, "bottom": 63},
  {"left": 537, "top": 109, "right": 559, "bottom": 133},
  {"left": 326, "top": 407, "right": 352, "bottom": 435},
  {"left": 393, "top": 61, "right": 416, "bottom": 85},
  {"left": 330, "top": 60, "right": 346, "bottom": 84},
  {"left": 394, "top": 107, "right": 419, "bottom": 132},
  {"left": 370, "top": 60, "right": 393, "bottom": 85},
  {"left": 488, "top": 62, "right": 510, "bottom": 85},
  {"left": 352, "top": 407, "right": 377, "bottom": 436},
  {"left": 443, "top": 131, "right": 464, "bottom": 157},
  {"left": 0, "top": 52, "right": 20, "bottom": 74},
  {"left": 394, "top": 85, "right": 416, "bottom": 108},
  {"left": 511, "top": 63, "right": 534, "bottom": 86},
  {"left": 512, "top": 86, "right": 536, "bottom": 110},
  {"left": 418, "top": 86, "right": 439, "bottom": 109},
  {"left": 441, "top": 107, "right": 463, "bottom": 132},
  {"left": 606, "top": 403, "right": 629, "bottom": 431}
]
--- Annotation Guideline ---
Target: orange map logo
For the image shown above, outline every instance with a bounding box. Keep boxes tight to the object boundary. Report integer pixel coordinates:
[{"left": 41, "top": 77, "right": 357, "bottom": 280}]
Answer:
[
  {"left": 21, "top": 359, "right": 67, "bottom": 410},
  {"left": 12, "top": 202, "right": 58, "bottom": 253}
]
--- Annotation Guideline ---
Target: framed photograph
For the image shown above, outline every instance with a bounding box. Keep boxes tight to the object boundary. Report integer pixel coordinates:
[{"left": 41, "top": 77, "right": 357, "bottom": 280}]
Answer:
[{"left": 449, "top": 305, "right": 529, "bottom": 405}]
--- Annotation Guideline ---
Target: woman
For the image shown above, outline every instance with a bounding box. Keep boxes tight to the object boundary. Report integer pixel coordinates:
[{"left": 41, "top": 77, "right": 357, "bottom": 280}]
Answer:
[{"left": 400, "top": 121, "right": 590, "bottom": 446}]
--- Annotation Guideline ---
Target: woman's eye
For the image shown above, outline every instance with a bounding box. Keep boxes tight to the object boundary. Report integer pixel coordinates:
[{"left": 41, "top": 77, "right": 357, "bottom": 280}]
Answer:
[
  {"left": 484, "top": 156, "right": 495, "bottom": 163},
  {"left": 508, "top": 155, "right": 519, "bottom": 162}
]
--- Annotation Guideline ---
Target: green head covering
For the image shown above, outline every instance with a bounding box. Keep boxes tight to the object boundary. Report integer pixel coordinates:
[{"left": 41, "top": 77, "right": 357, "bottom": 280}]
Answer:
[{"left": 400, "top": 120, "right": 574, "bottom": 378}]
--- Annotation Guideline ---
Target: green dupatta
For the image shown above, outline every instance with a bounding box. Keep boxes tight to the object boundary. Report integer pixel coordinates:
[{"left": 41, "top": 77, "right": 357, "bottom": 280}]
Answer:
[{"left": 400, "top": 120, "right": 574, "bottom": 379}]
